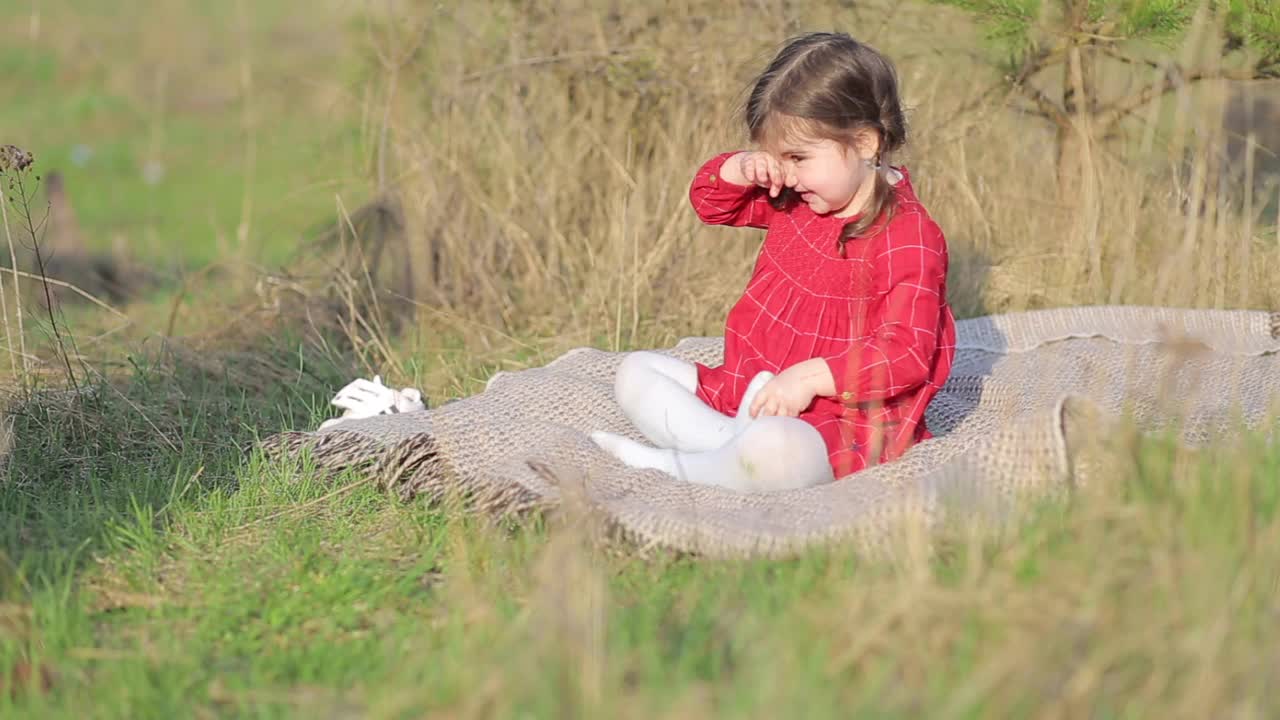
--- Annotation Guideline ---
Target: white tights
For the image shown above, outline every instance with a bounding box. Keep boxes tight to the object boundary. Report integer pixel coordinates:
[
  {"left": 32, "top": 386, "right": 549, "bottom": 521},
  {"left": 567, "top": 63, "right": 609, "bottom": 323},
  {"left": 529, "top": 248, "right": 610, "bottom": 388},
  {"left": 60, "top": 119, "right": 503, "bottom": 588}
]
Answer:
[{"left": 590, "top": 352, "right": 835, "bottom": 493}]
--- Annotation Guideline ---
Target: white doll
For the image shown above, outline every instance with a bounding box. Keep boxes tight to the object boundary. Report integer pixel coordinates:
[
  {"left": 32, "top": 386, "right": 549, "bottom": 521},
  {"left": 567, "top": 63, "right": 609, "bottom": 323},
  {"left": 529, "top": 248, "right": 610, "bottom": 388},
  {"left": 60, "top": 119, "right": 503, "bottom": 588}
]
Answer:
[{"left": 319, "top": 375, "right": 426, "bottom": 430}]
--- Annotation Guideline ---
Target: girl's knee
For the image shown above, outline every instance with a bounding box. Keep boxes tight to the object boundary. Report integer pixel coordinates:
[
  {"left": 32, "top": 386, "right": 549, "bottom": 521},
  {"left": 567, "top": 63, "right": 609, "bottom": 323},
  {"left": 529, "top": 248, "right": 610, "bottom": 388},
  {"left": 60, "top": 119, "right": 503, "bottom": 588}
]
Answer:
[
  {"left": 739, "top": 416, "right": 824, "bottom": 452},
  {"left": 736, "top": 417, "right": 783, "bottom": 457},
  {"left": 615, "top": 351, "right": 660, "bottom": 403},
  {"left": 617, "top": 351, "right": 662, "bottom": 378},
  {"left": 736, "top": 417, "right": 832, "bottom": 488},
  {"left": 616, "top": 351, "right": 694, "bottom": 403}
]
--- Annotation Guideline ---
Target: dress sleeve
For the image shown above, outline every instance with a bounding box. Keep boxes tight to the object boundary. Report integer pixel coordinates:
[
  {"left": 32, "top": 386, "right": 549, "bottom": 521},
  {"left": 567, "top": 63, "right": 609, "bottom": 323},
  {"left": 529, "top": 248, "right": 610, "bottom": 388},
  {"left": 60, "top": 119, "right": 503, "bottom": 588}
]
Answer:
[
  {"left": 822, "top": 212, "right": 948, "bottom": 403},
  {"left": 688, "top": 152, "right": 776, "bottom": 229}
]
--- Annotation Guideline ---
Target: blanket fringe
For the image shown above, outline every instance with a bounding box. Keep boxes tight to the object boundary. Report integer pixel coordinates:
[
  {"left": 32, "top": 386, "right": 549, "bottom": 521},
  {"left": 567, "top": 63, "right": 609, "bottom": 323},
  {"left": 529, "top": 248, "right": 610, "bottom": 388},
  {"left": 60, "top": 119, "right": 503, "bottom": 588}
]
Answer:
[
  {"left": 375, "top": 433, "right": 446, "bottom": 502},
  {"left": 259, "top": 430, "right": 387, "bottom": 473},
  {"left": 262, "top": 430, "right": 549, "bottom": 516}
]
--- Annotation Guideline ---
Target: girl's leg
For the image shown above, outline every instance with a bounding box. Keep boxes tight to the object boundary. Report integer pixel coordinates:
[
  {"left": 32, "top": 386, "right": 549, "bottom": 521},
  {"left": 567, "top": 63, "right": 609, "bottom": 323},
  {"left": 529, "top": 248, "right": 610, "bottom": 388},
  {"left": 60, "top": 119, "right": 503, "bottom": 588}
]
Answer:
[
  {"left": 613, "top": 352, "right": 770, "bottom": 452},
  {"left": 591, "top": 415, "right": 834, "bottom": 493}
]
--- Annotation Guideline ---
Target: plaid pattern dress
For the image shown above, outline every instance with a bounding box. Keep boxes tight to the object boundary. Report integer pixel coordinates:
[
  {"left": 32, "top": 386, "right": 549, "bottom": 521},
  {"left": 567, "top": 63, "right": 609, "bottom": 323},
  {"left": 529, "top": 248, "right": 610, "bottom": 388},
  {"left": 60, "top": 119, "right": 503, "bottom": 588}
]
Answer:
[{"left": 689, "top": 153, "right": 957, "bottom": 477}]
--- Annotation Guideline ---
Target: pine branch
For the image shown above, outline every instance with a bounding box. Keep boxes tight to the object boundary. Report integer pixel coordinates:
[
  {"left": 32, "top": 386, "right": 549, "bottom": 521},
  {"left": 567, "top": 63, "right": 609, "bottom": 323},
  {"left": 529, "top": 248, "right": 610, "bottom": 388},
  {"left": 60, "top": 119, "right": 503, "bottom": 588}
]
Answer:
[
  {"left": 1004, "top": 42, "right": 1072, "bottom": 132},
  {"left": 1096, "top": 64, "right": 1272, "bottom": 132},
  {"left": 1018, "top": 82, "right": 1074, "bottom": 132},
  {"left": 1008, "top": 101, "right": 1056, "bottom": 121},
  {"left": 1097, "top": 45, "right": 1163, "bottom": 71},
  {"left": 1008, "top": 42, "right": 1065, "bottom": 85}
]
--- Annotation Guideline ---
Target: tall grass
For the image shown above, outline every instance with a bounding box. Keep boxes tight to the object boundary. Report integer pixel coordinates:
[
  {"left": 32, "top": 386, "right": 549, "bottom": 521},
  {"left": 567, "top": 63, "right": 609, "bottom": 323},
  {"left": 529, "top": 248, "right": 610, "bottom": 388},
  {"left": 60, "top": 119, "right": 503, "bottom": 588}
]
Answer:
[
  {"left": 0, "top": 0, "right": 1278, "bottom": 717},
  {"left": 340, "top": 0, "right": 1280, "bottom": 383}
]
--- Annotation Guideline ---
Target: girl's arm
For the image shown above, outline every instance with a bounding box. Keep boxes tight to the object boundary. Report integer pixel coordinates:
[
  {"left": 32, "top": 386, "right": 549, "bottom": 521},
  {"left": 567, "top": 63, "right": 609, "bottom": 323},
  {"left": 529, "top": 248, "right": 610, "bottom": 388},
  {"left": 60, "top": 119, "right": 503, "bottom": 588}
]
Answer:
[
  {"left": 820, "top": 214, "right": 949, "bottom": 403},
  {"left": 688, "top": 152, "right": 778, "bottom": 229}
]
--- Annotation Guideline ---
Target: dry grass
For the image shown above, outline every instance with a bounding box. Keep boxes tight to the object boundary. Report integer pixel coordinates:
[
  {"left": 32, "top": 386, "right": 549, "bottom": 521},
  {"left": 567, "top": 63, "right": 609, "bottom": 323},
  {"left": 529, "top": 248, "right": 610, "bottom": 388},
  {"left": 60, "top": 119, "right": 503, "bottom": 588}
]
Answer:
[
  {"left": 322, "top": 0, "right": 1280, "bottom": 387},
  {"left": 2, "top": 2, "right": 1279, "bottom": 717},
  {"left": 5, "top": 1, "right": 1277, "bottom": 392}
]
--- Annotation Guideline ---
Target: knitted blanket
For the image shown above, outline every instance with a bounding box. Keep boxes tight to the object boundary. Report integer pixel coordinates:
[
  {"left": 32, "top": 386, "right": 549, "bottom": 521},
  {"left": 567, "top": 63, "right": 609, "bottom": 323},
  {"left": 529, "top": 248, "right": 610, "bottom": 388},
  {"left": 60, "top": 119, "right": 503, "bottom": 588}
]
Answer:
[{"left": 259, "top": 306, "right": 1280, "bottom": 558}]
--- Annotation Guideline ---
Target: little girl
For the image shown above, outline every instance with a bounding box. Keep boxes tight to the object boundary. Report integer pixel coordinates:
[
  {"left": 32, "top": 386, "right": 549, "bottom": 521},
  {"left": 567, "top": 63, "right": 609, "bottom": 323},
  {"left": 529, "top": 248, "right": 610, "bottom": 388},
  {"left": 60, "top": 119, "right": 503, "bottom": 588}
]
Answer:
[
  {"left": 321, "top": 33, "right": 955, "bottom": 494},
  {"left": 589, "top": 32, "right": 957, "bottom": 492}
]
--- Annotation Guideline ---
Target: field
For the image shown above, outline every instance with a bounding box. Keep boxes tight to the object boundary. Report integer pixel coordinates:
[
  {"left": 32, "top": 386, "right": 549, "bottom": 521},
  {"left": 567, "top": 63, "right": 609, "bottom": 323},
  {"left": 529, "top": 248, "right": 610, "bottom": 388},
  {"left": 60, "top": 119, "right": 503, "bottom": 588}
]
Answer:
[{"left": 2, "top": 0, "right": 1280, "bottom": 717}]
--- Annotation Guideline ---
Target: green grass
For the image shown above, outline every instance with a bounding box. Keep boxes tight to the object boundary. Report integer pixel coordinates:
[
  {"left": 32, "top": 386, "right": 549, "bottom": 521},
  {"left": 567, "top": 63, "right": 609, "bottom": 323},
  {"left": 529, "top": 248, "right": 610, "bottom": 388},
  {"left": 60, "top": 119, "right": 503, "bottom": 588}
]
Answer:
[
  {"left": 1, "top": 345, "right": 1278, "bottom": 717},
  {"left": 0, "top": 0, "right": 370, "bottom": 269},
  {"left": 3, "top": 0, "right": 1280, "bottom": 716}
]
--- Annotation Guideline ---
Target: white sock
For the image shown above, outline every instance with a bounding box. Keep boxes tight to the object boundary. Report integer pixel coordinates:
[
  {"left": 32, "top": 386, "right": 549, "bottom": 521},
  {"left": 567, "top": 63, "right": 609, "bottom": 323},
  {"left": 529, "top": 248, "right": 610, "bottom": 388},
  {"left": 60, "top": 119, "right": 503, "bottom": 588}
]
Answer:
[
  {"left": 734, "top": 371, "right": 775, "bottom": 432},
  {"left": 589, "top": 431, "right": 678, "bottom": 474},
  {"left": 614, "top": 352, "right": 738, "bottom": 452},
  {"left": 592, "top": 415, "right": 833, "bottom": 493}
]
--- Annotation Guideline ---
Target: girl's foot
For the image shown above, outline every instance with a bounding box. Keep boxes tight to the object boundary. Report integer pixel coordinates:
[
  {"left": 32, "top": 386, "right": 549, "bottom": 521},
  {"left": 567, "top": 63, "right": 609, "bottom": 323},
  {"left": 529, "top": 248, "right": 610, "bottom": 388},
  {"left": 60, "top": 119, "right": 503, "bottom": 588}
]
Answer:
[{"left": 589, "top": 431, "right": 678, "bottom": 474}]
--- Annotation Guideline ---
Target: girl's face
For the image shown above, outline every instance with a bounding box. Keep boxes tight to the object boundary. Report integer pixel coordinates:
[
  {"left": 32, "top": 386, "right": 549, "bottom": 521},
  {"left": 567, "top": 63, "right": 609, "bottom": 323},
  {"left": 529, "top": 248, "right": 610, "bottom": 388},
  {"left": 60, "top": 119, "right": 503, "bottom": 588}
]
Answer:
[{"left": 766, "top": 128, "right": 878, "bottom": 217}]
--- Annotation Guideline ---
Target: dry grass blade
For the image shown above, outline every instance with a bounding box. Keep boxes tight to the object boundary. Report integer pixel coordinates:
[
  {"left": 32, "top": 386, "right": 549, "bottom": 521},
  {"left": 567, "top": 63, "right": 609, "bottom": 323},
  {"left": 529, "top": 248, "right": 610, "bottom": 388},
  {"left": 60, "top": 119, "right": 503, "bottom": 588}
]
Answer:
[
  {"left": 3, "top": 268, "right": 130, "bottom": 319},
  {"left": 227, "top": 475, "right": 377, "bottom": 535}
]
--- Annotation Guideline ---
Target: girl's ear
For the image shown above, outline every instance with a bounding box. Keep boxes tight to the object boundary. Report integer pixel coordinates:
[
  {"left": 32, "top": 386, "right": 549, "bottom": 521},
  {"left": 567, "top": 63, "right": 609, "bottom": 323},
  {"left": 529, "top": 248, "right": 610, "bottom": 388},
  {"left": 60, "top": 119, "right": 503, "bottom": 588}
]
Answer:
[{"left": 853, "top": 128, "right": 882, "bottom": 162}]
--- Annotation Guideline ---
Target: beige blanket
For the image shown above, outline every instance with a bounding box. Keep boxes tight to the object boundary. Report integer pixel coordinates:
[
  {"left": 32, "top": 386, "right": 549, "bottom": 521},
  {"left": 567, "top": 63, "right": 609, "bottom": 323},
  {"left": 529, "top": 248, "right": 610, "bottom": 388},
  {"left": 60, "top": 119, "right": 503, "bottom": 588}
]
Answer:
[{"left": 260, "top": 306, "right": 1280, "bottom": 558}]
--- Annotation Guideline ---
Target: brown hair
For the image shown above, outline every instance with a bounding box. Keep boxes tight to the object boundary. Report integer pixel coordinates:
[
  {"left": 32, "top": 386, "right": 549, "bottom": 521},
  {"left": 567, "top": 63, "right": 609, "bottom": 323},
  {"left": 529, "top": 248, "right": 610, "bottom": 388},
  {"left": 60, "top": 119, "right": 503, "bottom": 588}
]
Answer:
[{"left": 745, "top": 32, "right": 906, "bottom": 257}]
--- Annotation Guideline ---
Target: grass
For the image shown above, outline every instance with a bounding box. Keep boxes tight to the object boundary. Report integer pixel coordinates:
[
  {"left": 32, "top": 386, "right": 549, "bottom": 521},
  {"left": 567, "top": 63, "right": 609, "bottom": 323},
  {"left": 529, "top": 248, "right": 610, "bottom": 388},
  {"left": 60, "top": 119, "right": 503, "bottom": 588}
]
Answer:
[
  {"left": 1, "top": 0, "right": 1280, "bottom": 716},
  {"left": 4, "top": 383, "right": 1279, "bottom": 717},
  {"left": 0, "top": 0, "right": 371, "bottom": 269}
]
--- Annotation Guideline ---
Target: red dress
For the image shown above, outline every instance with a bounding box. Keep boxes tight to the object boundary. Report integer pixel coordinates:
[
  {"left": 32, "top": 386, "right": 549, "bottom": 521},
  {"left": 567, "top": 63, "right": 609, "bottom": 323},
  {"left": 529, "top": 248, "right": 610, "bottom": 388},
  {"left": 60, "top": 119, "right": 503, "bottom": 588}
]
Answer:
[{"left": 689, "top": 152, "right": 957, "bottom": 478}]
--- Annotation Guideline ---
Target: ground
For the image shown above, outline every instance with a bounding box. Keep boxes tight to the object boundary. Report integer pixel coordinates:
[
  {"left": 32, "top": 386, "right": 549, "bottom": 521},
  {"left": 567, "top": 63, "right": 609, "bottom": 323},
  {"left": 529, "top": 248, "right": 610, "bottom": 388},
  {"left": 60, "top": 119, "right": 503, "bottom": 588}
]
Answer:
[{"left": 2, "top": 0, "right": 1279, "bottom": 716}]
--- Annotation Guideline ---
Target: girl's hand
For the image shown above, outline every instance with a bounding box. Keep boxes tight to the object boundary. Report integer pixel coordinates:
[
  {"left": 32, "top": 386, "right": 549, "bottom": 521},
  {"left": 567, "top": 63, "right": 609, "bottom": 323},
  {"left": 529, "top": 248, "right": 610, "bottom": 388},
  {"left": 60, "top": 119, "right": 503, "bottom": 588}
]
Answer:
[
  {"left": 749, "top": 368, "right": 818, "bottom": 418},
  {"left": 738, "top": 151, "right": 788, "bottom": 198}
]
